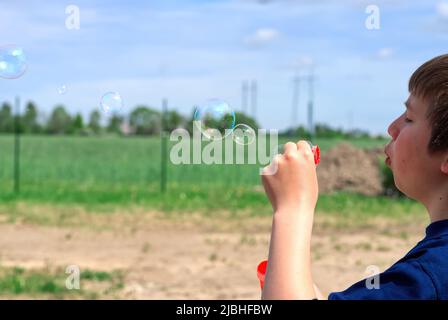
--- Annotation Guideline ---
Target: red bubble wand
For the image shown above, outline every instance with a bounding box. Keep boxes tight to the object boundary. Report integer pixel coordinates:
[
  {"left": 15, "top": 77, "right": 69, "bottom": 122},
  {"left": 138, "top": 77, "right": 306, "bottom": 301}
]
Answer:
[{"left": 257, "top": 142, "right": 320, "bottom": 290}]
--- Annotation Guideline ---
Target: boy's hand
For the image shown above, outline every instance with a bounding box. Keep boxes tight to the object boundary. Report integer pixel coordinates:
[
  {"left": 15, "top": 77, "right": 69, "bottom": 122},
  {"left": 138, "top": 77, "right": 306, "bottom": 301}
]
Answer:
[{"left": 261, "top": 140, "right": 318, "bottom": 213}]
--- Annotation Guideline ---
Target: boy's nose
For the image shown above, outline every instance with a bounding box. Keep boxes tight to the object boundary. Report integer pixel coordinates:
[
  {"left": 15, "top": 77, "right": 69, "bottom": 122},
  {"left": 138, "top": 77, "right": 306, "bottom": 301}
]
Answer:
[{"left": 387, "top": 120, "right": 399, "bottom": 140}]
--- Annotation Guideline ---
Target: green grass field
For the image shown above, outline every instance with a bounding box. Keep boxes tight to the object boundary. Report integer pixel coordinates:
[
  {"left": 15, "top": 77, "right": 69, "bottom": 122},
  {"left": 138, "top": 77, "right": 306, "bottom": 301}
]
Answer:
[
  {"left": 0, "top": 266, "right": 124, "bottom": 299},
  {"left": 0, "top": 135, "right": 428, "bottom": 299},
  {"left": 0, "top": 134, "right": 424, "bottom": 218}
]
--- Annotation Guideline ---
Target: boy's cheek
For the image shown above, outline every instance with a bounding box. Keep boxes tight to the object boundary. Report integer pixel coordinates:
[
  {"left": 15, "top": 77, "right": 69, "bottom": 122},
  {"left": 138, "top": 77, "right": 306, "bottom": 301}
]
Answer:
[
  {"left": 394, "top": 130, "right": 414, "bottom": 158},
  {"left": 391, "top": 141, "right": 410, "bottom": 173}
]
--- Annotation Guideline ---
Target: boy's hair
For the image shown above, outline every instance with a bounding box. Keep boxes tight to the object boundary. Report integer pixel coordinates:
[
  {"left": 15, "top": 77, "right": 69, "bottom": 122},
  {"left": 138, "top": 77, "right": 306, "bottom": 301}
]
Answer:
[{"left": 409, "top": 54, "right": 448, "bottom": 154}]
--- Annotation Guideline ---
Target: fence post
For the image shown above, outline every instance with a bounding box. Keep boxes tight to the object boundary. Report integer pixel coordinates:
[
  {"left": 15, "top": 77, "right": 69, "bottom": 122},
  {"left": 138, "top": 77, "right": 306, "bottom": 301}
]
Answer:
[
  {"left": 160, "top": 98, "right": 168, "bottom": 193},
  {"left": 14, "top": 96, "right": 20, "bottom": 194}
]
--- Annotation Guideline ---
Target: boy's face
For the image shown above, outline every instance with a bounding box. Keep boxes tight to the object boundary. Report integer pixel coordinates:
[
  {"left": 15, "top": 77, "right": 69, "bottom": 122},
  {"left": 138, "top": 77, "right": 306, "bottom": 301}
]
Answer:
[{"left": 386, "top": 94, "right": 447, "bottom": 201}]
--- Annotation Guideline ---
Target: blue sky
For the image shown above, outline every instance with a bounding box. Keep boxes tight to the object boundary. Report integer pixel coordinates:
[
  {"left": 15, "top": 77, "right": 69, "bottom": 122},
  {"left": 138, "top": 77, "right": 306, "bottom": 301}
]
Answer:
[{"left": 1, "top": 0, "right": 448, "bottom": 135}]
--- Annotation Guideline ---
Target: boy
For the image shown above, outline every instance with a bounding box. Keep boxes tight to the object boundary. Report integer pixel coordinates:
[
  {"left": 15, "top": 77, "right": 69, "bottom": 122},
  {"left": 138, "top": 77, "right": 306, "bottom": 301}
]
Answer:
[{"left": 260, "top": 54, "right": 448, "bottom": 300}]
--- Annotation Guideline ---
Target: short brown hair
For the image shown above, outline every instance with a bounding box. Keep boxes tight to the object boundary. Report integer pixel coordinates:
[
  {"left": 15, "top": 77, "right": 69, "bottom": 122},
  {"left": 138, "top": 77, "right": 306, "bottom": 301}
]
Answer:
[{"left": 409, "top": 54, "right": 448, "bottom": 154}]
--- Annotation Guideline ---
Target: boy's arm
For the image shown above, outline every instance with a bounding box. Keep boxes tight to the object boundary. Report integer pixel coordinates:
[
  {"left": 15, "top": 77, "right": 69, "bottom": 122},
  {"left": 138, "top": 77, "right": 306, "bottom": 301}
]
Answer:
[
  {"left": 260, "top": 141, "right": 319, "bottom": 300},
  {"left": 261, "top": 207, "right": 316, "bottom": 299},
  {"left": 314, "top": 283, "right": 326, "bottom": 300}
]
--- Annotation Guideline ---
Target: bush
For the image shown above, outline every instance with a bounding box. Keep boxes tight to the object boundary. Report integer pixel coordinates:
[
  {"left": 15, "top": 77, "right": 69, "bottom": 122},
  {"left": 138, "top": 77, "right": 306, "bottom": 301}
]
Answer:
[{"left": 378, "top": 159, "right": 405, "bottom": 198}]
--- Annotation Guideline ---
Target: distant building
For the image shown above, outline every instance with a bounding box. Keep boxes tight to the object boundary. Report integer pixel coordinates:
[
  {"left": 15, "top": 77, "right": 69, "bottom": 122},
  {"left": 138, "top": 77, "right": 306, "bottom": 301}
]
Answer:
[{"left": 120, "top": 118, "right": 134, "bottom": 135}]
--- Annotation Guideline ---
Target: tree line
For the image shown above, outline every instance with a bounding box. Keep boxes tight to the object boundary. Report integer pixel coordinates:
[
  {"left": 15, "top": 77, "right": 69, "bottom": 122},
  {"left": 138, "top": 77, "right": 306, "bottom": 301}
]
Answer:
[
  {"left": 281, "top": 123, "right": 385, "bottom": 140},
  {"left": 0, "top": 101, "right": 259, "bottom": 136},
  {"left": 0, "top": 101, "right": 383, "bottom": 139}
]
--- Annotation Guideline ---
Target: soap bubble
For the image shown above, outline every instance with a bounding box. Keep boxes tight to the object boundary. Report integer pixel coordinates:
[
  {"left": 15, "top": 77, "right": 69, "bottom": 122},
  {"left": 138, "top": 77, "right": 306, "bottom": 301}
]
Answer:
[
  {"left": 193, "top": 99, "right": 235, "bottom": 140},
  {"left": 58, "top": 85, "right": 67, "bottom": 95},
  {"left": 232, "top": 124, "right": 256, "bottom": 145},
  {"left": 0, "top": 45, "right": 27, "bottom": 79},
  {"left": 100, "top": 92, "right": 124, "bottom": 116}
]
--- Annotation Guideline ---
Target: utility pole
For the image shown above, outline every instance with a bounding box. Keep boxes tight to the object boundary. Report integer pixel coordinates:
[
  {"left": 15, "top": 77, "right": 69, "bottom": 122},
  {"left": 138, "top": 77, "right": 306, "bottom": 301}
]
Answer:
[
  {"left": 291, "top": 73, "right": 300, "bottom": 128},
  {"left": 241, "top": 80, "right": 249, "bottom": 114},
  {"left": 307, "top": 69, "right": 315, "bottom": 139},
  {"left": 250, "top": 79, "right": 257, "bottom": 120}
]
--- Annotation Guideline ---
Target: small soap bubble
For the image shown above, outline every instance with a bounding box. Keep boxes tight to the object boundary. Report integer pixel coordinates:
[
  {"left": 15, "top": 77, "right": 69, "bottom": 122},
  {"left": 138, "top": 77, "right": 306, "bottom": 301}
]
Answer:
[
  {"left": 58, "top": 85, "right": 67, "bottom": 95},
  {"left": 193, "top": 99, "right": 235, "bottom": 140},
  {"left": 0, "top": 45, "right": 27, "bottom": 79},
  {"left": 232, "top": 124, "right": 256, "bottom": 145},
  {"left": 100, "top": 92, "right": 124, "bottom": 116}
]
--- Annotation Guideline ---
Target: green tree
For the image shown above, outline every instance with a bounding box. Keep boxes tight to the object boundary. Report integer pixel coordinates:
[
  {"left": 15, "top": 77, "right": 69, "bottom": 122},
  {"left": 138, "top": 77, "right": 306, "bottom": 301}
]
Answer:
[
  {"left": 88, "top": 110, "right": 101, "bottom": 134},
  {"left": 22, "top": 101, "right": 40, "bottom": 133},
  {"left": 346, "top": 128, "right": 370, "bottom": 139},
  {"left": 233, "top": 112, "right": 259, "bottom": 131},
  {"left": 0, "top": 102, "right": 14, "bottom": 133},
  {"left": 47, "top": 105, "right": 72, "bottom": 134},
  {"left": 314, "top": 123, "right": 345, "bottom": 138},
  {"left": 281, "top": 125, "right": 311, "bottom": 138},
  {"left": 107, "top": 115, "right": 124, "bottom": 134},
  {"left": 130, "top": 106, "right": 161, "bottom": 135},
  {"left": 164, "top": 110, "right": 186, "bottom": 132},
  {"left": 186, "top": 110, "right": 259, "bottom": 136},
  {"left": 71, "top": 113, "right": 84, "bottom": 134}
]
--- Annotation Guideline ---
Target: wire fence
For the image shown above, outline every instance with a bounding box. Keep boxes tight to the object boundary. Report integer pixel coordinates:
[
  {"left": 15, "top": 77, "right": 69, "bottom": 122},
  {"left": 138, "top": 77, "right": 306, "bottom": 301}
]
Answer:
[{"left": 0, "top": 97, "right": 263, "bottom": 200}]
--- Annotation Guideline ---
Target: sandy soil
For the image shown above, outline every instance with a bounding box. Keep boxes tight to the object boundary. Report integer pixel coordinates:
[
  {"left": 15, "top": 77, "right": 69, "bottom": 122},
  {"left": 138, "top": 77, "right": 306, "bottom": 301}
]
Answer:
[{"left": 0, "top": 213, "right": 429, "bottom": 299}]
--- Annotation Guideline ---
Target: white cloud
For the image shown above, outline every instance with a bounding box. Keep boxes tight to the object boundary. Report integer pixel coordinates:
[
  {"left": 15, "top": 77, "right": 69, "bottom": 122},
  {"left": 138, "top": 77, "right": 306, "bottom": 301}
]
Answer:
[
  {"left": 244, "top": 28, "right": 280, "bottom": 47},
  {"left": 437, "top": 1, "right": 448, "bottom": 18},
  {"left": 0, "top": 0, "right": 441, "bottom": 135},
  {"left": 377, "top": 48, "right": 394, "bottom": 59}
]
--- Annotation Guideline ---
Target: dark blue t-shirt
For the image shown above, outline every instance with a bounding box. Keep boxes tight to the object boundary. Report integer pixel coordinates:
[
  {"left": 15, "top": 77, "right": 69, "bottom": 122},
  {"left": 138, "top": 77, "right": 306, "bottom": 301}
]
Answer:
[{"left": 328, "top": 219, "right": 448, "bottom": 300}]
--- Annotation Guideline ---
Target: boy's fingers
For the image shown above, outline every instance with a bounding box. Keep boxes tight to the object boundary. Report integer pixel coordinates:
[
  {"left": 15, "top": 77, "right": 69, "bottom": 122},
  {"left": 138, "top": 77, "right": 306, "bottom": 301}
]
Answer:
[
  {"left": 283, "top": 142, "right": 297, "bottom": 153},
  {"left": 272, "top": 154, "right": 282, "bottom": 169},
  {"left": 261, "top": 154, "right": 281, "bottom": 176},
  {"left": 296, "top": 140, "right": 311, "bottom": 150},
  {"left": 297, "top": 140, "right": 313, "bottom": 156},
  {"left": 283, "top": 142, "right": 298, "bottom": 158},
  {"left": 261, "top": 165, "right": 273, "bottom": 176}
]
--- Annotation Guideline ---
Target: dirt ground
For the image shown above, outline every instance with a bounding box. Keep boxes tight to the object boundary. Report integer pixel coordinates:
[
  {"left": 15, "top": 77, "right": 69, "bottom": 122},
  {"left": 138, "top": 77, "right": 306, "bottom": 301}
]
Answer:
[
  {"left": 317, "top": 143, "right": 385, "bottom": 196},
  {"left": 0, "top": 211, "right": 430, "bottom": 299}
]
